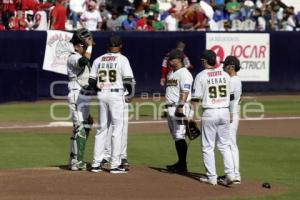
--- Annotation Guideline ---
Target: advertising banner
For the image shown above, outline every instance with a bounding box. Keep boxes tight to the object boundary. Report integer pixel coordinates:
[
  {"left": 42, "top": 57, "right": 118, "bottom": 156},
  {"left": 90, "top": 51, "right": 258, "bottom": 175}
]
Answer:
[{"left": 206, "top": 33, "right": 270, "bottom": 81}]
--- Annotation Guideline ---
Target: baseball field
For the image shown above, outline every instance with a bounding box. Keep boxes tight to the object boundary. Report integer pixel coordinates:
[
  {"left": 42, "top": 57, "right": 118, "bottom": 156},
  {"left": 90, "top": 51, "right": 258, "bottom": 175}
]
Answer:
[{"left": 0, "top": 94, "right": 300, "bottom": 200}]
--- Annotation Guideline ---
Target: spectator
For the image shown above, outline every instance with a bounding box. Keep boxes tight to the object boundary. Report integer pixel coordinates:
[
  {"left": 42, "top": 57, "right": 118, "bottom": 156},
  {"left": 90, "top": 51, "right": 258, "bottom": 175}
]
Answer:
[
  {"left": 254, "top": 8, "right": 266, "bottom": 31},
  {"left": 21, "top": 0, "right": 37, "bottom": 11},
  {"left": 164, "top": 8, "right": 178, "bottom": 31},
  {"left": 240, "top": 0, "right": 255, "bottom": 20},
  {"left": 122, "top": 13, "right": 136, "bottom": 31},
  {"left": 33, "top": 3, "right": 48, "bottom": 31},
  {"left": 50, "top": 0, "right": 67, "bottom": 30},
  {"left": 136, "top": 13, "right": 148, "bottom": 30},
  {"left": 149, "top": 0, "right": 159, "bottom": 13},
  {"left": 99, "top": 2, "right": 111, "bottom": 30},
  {"left": 25, "top": 10, "right": 34, "bottom": 30},
  {"left": 133, "top": 0, "right": 149, "bottom": 18},
  {"left": 256, "top": 0, "right": 268, "bottom": 10},
  {"left": 106, "top": 10, "right": 122, "bottom": 31},
  {"left": 225, "top": 0, "right": 241, "bottom": 21},
  {"left": 9, "top": 10, "right": 27, "bottom": 30},
  {"left": 1, "top": 0, "right": 17, "bottom": 30},
  {"left": 283, "top": 6, "right": 296, "bottom": 31},
  {"left": 80, "top": 0, "right": 102, "bottom": 31},
  {"left": 69, "top": 0, "right": 85, "bottom": 29},
  {"left": 152, "top": 10, "right": 164, "bottom": 31}
]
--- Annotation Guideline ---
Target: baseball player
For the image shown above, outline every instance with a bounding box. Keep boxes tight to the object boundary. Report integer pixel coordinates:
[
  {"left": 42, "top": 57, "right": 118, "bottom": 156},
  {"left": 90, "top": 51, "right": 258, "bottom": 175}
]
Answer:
[
  {"left": 67, "top": 28, "right": 95, "bottom": 171},
  {"left": 165, "top": 49, "right": 193, "bottom": 173},
  {"left": 222, "top": 55, "right": 242, "bottom": 184},
  {"left": 101, "top": 99, "right": 130, "bottom": 170},
  {"left": 160, "top": 41, "right": 193, "bottom": 86},
  {"left": 191, "top": 50, "right": 234, "bottom": 186},
  {"left": 89, "top": 35, "right": 135, "bottom": 173}
]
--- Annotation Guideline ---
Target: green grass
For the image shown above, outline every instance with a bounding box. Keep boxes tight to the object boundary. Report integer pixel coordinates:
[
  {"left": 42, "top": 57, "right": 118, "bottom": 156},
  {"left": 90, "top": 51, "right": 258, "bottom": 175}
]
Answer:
[
  {"left": 0, "top": 132, "right": 299, "bottom": 200},
  {"left": 0, "top": 98, "right": 300, "bottom": 123},
  {"left": 0, "top": 97, "right": 300, "bottom": 200}
]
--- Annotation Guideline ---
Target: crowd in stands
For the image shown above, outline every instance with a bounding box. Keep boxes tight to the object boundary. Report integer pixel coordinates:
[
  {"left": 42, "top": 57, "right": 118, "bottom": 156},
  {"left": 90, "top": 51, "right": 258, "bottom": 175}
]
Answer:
[{"left": 0, "top": 0, "right": 300, "bottom": 31}]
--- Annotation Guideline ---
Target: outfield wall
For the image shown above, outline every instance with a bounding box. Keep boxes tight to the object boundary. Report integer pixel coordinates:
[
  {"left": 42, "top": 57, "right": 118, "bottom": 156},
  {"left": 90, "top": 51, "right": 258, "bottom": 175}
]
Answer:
[{"left": 0, "top": 31, "right": 299, "bottom": 102}]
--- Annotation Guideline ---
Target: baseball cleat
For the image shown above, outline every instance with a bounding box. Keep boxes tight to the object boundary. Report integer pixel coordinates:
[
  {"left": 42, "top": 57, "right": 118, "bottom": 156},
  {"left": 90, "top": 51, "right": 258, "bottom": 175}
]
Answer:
[
  {"left": 217, "top": 175, "right": 234, "bottom": 186},
  {"left": 100, "top": 158, "right": 110, "bottom": 168},
  {"left": 199, "top": 176, "right": 217, "bottom": 186},
  {"left": 121, "top": 158, "right": 129, "bottom": 170},
  {"left": 110, "top": 165, "right": 128, "bottom": 174},
  {"left": 232, "top": 179, "right": 241, "bottom": 184},
  {"left": 70, "top": 161, "right": 87, "bottom": 171},
  {"left": 90, "top": 166, "right": 103, "bottom": 173},
  {"left": 166, "top": 162, "right": 187, "bottom": 173}
]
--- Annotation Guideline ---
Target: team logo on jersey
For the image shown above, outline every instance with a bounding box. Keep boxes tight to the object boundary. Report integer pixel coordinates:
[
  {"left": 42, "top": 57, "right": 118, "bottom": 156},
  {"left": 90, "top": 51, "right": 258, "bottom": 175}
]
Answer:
[
  {"left": 184, "top": 84, "right": 191, "bottom": 89},
  {"left": 166, "top": 79, "right": 178, "bottom": 86}
]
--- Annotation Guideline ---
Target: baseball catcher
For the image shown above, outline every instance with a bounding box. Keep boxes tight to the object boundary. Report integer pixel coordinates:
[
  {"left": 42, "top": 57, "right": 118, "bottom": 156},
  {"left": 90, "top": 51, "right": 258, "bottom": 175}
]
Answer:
[{"left": 67, "top": 28, "right": 95, "bottom": 171}]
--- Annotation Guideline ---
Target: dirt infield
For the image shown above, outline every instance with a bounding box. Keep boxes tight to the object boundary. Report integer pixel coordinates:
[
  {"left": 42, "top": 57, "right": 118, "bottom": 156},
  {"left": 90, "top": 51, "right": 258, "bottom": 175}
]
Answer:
[
  {"left": 0, "top": 96, "right": 299, "bottom": 200},
  {"left": 0, "top": 166, "right": 284, "bottom": 200},
  {"left": 0, "top": 118, "right": 296, "bottom": 199}
]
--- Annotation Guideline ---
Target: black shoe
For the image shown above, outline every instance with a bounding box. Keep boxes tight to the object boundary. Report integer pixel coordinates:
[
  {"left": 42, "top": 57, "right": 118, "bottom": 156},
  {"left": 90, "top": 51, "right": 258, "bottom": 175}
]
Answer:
[
  {"left": 121, "top": 158, "right": 129, "bottom": 170},
  {"left": 110, "top": 165, "right": 129, "bottom": 174},
  {"left": 90, "top": 166, "right": 102, "bottom": 173},
  {"left": 166, "top": 162, "right": 187, "bottom": 173}
]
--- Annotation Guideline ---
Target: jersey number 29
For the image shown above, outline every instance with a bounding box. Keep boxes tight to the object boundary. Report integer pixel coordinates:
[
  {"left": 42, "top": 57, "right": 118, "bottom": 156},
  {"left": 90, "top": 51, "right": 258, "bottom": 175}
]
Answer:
[
  {"left": 98, "top": 70, "right": 117, "bottom": 82},
  {"left": 208, "top": 85, "right": 227, "bottom": 98}
]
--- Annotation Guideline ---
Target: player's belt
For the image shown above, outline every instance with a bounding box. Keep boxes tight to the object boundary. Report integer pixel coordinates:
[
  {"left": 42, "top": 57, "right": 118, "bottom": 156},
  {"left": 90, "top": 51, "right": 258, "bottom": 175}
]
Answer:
[
  {"left": 98, "top": 89, "right": 122, "bottom": 92},
  {"left": 203, "top": 107, "right": 229, "bottom": 110},
  {"left": 165, "top": 104, "right": 176, "bottom": 108}
]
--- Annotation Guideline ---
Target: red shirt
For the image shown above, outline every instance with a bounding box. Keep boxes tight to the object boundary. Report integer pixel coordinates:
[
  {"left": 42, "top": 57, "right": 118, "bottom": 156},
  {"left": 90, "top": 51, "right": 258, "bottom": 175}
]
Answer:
[
  {"left": 9, "top": 16, "right": 27, "bottom": 30},
  {"left": 2, "top": 0, "right": 17, "bottom": 12},
  {"left": 21, "top": 0, "right": 37, "bottom": 11},
  {"left": 51, "top": 4, "right": 66, "bottom": 30},
  {"left": 0, "top": 24, "right": 6, "bottom": 30}
]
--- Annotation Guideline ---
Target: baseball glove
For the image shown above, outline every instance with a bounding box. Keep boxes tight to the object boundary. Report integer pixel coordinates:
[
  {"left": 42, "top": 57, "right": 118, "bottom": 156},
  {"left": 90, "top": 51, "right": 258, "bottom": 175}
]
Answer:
[{"left": 185, "top": 120, "right": 201, "bottom": 140}]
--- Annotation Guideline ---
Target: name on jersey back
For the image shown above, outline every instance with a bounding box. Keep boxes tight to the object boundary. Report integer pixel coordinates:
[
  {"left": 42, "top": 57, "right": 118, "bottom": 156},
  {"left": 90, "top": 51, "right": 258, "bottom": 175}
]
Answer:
[{"left": 207, "top": 71, "right": 227, "bottom": 85}]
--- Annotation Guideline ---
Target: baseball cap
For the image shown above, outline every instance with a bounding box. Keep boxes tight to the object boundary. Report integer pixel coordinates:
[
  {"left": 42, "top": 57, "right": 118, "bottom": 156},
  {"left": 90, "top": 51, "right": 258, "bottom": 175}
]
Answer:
[
  {"left": 201, "top": 50, "right": 216, "bottom": 66},
  {"left": 168, "top": 49, "right": 184, "bottom": 61},
  {"left": 221, "top": 55, "right": 241, "bottom": 71},
  {"left": 108, "top": 35, "right": 122, "bottom": 47}
]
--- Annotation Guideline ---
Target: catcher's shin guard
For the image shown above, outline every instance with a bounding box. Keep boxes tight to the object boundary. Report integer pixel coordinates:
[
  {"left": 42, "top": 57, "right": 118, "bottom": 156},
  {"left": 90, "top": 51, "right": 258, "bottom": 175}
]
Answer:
[{"left": 70, "top": 125, "right": 88, "bottom": 163}]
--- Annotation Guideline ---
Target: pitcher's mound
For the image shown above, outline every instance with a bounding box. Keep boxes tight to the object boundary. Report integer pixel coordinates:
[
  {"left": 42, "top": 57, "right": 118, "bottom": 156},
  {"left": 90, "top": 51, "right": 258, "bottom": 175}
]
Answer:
[{"left": 0, "top": 166, "right": 284, "bottom": 200}]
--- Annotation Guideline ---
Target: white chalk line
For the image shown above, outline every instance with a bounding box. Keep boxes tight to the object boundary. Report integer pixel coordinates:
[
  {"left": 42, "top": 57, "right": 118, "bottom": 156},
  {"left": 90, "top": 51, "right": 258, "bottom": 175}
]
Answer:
[{"left": 0, "top": 116, "right": 300, "bottom": 129}]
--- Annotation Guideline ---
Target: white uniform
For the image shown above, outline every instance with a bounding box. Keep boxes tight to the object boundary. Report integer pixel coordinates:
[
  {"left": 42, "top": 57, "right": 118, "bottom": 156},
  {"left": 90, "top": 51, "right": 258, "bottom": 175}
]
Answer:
[
  {"left": 104, "top": 102, "right": 129, "bottom": 161},
  {"left": 229, "top": 75, "right": 242, "bottom": 181},
  {"left": 90, "top": 52, "right": 134, "bottom": 169},
  {"left": 80, "top": 10, "right": 102, "bottom": 31},
  {"left": 166, "top": 67, "right": 193, "bottom": 140},
  {"left": 192, "top": 68, "right": 234, "bottom": 182},
  {"left": 67, "top": 52, "right": 91, "bottom": 168}
]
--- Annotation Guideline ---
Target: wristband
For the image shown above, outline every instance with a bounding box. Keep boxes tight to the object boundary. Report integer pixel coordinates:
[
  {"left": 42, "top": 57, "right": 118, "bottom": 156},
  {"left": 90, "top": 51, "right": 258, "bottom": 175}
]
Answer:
[
  {"left": 86, "top": 46, "right": 92, "bottom": 54},
  {"left": 188, "top": 110, "right": 194, "bottom": 119}
]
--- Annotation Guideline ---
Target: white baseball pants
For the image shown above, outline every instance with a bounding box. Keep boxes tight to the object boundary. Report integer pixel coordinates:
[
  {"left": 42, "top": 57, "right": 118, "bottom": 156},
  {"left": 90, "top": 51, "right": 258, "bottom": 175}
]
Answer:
[
  {"left": 92, "top": 90, "right": 126, "bottom": 169},
  {"left": 201, "top": 108, "right": 234, "bottom": 182},
  {"left": 230, "top": 110, "right": 241, "bottom": 180},
  {"left": 104, "top": 103, "right": 129, "bottom": 160},
  {"left": 166, "top": 104, "right": 190, "bottom": 141}
]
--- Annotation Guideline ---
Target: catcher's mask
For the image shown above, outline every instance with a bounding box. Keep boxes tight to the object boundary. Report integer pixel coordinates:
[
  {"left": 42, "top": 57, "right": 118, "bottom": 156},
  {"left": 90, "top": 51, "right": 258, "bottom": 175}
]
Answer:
[{"left": 70, "top": 28, "right": 94, "bottom": 47}]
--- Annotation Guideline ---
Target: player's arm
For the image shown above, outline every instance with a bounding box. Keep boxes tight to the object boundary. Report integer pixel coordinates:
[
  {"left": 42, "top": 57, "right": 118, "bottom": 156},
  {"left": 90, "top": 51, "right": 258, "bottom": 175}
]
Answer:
[
  {"left": 183, "top": 55, "right": 193, "bottom": 70},
  {"left": 122, "top": 57, "right": 135, "bottom": 100},
  {"left": 88, "top": 59, "right": 98, "bottom": 91},
  {"left": 190, "top": 74, "right": 203, "bottom": 119},
  {"left": 175, "top": 74, "right": 193, "bottom": 117},
  {"left": 160, "top": 56, "right": 168, "bottom": 86},
  {"left": 84, "top": 36, "right": 94, "bottom": 59}
]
